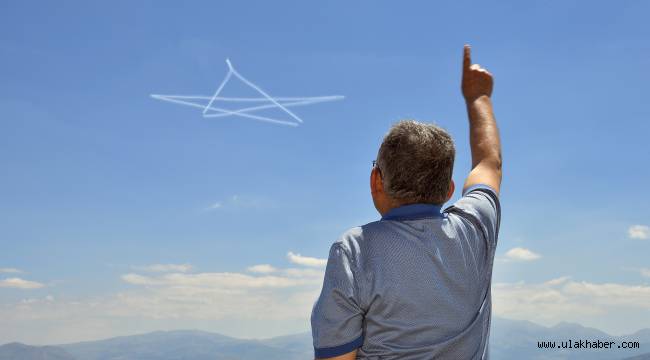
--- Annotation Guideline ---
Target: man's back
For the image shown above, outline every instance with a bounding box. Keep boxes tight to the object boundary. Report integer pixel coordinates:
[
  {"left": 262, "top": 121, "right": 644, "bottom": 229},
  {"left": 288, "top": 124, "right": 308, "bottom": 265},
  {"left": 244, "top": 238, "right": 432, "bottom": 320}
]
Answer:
[
  {"left": 311, "top": 185, "right": 500, "bottom": 359},
  {"left": 311, "top": 44, "right": 502, "bottom": 360}
]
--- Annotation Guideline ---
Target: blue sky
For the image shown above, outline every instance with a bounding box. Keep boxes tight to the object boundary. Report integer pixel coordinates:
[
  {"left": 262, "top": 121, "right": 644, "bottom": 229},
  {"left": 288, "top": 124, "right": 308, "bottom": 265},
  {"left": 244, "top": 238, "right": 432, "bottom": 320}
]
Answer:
[{"left": 1, "top": 0, "right": 649, "bottom": 344}]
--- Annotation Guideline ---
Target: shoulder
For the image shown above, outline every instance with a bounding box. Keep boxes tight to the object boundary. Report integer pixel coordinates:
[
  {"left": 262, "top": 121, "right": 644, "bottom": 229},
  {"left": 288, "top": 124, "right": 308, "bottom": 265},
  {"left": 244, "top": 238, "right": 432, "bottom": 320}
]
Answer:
[
  {"left": 331, "top": 226, "right": 364, "bottom": 261},
  {"left": 446, "top": 184, "right": 500, "bottom": 218},
  {"left": 460, "top": 183, "right": 499, "bottom": 204},
  {"left": 331, "top": 221, "right": 391, "bottom": 263},
  {"left": 445, "top": 183, "right": 501, "bottom": 247}
]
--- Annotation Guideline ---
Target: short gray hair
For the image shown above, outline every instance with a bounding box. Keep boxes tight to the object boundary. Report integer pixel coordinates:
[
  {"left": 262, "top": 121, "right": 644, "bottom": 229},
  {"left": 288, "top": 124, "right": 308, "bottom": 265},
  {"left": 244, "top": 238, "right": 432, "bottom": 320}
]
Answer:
[{"left": 376, "top": 120, "right": 455, "bottom": 205}]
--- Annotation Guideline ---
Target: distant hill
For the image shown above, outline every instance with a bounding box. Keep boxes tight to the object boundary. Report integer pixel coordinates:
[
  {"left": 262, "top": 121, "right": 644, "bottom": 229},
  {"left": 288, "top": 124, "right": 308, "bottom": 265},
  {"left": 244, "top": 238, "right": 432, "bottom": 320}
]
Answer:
[
  {"left": 491, "top": 318, "right": 649, "bottom": 360},
  {"left": 59, "top": 329, "right": 311, "bottom": 360},
  {"left": 0, "top": 342, "right": 75, "bottom": 360},
  {"left": 623, "top": 353, "right": 650, "bottom": 360},
  {"left": 1, "top": 318, "right": 647, "bottom": 359},
  {"left": 258, "top": 331, "right": 313, "bottom": 355}
]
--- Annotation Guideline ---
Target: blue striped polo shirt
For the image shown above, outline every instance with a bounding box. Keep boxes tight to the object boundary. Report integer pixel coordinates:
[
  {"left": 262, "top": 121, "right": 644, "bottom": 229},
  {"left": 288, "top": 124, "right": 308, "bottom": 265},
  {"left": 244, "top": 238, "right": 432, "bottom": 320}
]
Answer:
[{"left": 310, "top": 184, "right": 500, "bottom": 359}]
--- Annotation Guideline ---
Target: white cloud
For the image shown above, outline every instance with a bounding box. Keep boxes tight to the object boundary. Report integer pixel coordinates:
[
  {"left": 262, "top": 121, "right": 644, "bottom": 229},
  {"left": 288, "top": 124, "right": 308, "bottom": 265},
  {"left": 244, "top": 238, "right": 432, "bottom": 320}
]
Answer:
[
  {"left": 0, "top": 253, "right": 327, "bottom": 343},
  {"left": 115, "top": 257, "right": 325, "bottom": 325},
  {"left": 503, "top": 247, "right": 541, "bottom": 261},
  {"left": 121, "top": 271, "right": 321, "bottom": 289},
  {"left": 0, "top": 283, "right": 322, "bottom": 344},
  {"left": 5, "top": 244, "right": 650, "bottom": 344},
  {"left": 0, "top": 277, "right": 44, "bottom": 289},
  {"left": 640, "top": 268, "right": 650, "bottom": 278},
  {"left": 20, "top": 295, "right": 54, "bottom": 304},
  {"left": 493, "top": 277, "right": 650, "bottom": 332},
  {"left": 287, "top": 251, "right": 327, "bottom": 267},
  {"left": 281, "top": 267, "right": 325, "bottom": 278},
  {"left": 247, "top": 264, "right": 277, "bottom": 274},
  {"left": 207, "top": 202, "right": 222, "bottom": 210},
  {"left": 628, "top": 225, "right": 649, "bottom": 240},
  {"left": 133, "top": 264, "right": 193, "bottom": 273},
  {"left": 543, "top": 276, "right": 571, "bottom": 286},
  {"left": 206, "top": 195, "right": 271, "bottom": 212},
  {"left": 0, "top": 268, "right": 22, "bottom": 274},
  {"left": 121, "top": 273, "right": 152, "bottom": 285}
]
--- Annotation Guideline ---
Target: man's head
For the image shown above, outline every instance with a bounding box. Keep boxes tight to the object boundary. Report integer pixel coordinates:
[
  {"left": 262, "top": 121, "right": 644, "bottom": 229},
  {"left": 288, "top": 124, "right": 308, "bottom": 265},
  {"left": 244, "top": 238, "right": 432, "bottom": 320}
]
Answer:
[{"left": 371, "top": 120, "right": 456, "bottom": 215}]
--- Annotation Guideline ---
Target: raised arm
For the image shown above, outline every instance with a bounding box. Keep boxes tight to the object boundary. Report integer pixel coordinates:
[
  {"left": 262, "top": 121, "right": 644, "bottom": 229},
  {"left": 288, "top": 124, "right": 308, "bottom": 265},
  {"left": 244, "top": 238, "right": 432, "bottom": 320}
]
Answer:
[{"left": 461, "top": 44, "right": 502, "bottom": 195}]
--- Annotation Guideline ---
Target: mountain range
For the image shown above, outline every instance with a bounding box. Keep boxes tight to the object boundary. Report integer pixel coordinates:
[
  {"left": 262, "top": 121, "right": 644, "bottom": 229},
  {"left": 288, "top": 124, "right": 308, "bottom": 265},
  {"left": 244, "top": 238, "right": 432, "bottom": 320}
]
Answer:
[{"left": 1, "top": 318, "right": 648, "bottom": 359}]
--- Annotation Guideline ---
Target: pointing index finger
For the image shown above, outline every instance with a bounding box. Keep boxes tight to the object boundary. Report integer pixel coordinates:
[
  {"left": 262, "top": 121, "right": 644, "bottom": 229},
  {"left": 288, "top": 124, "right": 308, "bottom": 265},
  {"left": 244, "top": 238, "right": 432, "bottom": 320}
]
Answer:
[{"left": 463, "top": 44, "right": 472, "bottom": 71}]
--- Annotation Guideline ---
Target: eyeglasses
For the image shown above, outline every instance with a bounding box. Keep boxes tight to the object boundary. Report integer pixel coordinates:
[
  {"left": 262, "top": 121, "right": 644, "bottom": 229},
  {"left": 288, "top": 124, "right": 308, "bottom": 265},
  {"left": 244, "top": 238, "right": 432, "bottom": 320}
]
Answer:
[{"left": 372, "top": 160, "right": 382, "bottom": 176}]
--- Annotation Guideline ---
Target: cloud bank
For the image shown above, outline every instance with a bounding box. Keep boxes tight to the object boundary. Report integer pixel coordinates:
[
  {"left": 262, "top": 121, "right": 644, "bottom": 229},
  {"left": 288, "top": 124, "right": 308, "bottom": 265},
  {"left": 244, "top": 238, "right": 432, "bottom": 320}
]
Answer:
[
  {"left": 493, "top": 276, "right": 650, "bottom": 334},
  {"left": 3, "top": 249, "right": 650, "bottom": 343}
]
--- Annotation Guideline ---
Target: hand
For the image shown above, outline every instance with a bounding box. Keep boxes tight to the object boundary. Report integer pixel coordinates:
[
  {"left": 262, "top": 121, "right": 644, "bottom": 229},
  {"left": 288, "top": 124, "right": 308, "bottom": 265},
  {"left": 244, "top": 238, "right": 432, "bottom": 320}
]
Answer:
[{"left": 461, "top": 44, "right": 493, "bottom": 102}]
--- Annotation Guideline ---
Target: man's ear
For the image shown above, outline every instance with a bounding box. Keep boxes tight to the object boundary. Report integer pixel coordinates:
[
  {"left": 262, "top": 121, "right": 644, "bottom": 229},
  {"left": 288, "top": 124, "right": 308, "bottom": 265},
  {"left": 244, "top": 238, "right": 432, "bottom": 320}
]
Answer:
[
  {"left": 370, "top": 168, "right": 383, "bottom": 196},
  {"left": 446, "top": 180, "right": 455, "bottom": 201}
]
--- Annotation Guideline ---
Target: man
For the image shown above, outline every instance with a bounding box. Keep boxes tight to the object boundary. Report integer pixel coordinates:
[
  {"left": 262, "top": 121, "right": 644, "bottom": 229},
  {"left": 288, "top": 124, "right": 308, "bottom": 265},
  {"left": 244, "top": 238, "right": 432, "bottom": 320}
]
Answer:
[{"left": 310, "top": 44, "right": 502, "bottom": 360}]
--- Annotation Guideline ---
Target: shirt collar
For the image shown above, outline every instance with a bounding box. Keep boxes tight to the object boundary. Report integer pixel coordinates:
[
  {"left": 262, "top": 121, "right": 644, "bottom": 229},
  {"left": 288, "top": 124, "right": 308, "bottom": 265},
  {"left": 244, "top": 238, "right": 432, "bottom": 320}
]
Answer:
[{"left": 381, "top": 203, "right": 443, "bottom": 221}]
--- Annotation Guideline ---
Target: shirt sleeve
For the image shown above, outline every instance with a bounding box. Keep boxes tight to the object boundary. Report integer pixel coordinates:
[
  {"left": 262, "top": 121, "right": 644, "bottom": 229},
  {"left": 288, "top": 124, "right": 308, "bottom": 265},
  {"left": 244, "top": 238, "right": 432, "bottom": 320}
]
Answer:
[
  {"left": 310, "top": 243, "right": 364, "bottom": 358},
  {"left": 448, "top": 183, "right": 501, "bottom": 249}
]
